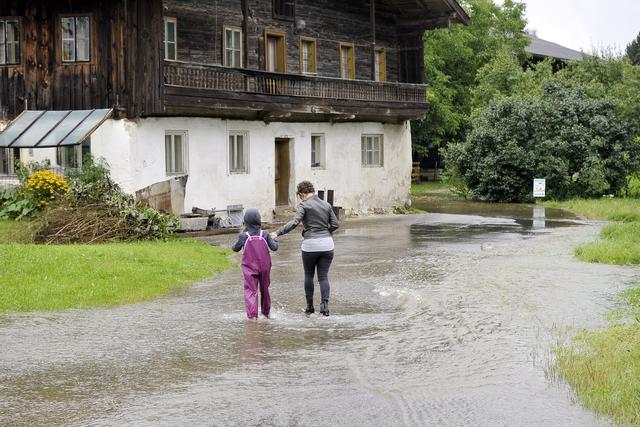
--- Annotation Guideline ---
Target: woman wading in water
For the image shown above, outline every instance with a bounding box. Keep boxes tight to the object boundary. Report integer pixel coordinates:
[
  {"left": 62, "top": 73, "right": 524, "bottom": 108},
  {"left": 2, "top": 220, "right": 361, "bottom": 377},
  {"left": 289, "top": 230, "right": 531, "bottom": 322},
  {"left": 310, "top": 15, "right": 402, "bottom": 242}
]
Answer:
[{"left": 271, "top": 181, "right": 339, "bottom": 316}]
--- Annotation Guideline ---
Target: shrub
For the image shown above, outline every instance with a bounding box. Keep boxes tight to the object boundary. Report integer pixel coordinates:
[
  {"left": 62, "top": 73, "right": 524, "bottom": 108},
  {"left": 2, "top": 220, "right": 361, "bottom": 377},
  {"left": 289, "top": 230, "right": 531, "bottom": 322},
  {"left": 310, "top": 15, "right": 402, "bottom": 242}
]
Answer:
[
  {"left": 446, "top": 82, "right": 640, "bottom": 202},
  {"left": 620, "top": 172, "right": 640, "bottom": 198},
  {"left": 25, "top": 169, "right": 68, "bottom": 207},
  {"left": 0, "top": 162, "right": 66, "bottom": 220},
  {"left": 0, "top": 186, "right": 37, "bottom": 220},
  {"left": 64, "top": 155, "right": 119, "bottom": 201}
]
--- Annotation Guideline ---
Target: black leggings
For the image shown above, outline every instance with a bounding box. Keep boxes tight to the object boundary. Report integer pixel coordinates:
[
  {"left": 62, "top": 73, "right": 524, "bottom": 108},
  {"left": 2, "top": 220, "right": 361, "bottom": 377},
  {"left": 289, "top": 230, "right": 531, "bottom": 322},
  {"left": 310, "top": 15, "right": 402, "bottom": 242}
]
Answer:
[{"left": 301, "top": 250, "right": 334, "bottom": 304}]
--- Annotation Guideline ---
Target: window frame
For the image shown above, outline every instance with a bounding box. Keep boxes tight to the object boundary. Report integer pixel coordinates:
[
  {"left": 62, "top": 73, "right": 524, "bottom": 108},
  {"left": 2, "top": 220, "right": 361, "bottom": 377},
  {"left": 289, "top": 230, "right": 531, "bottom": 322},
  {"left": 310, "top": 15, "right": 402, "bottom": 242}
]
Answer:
[
  {"left": 0, "top": 17, "right": 21, "bottom": 66},
  {"left": 264, "top": 30, "right": 287, "bottom": 73},
  {"left": 164, "top": 17, "right": 178, "bottom": 61},
  {"left": 374, "top": 48, "right": 387, "bottom": 82},
  {"left": 299, "top": 37, "right": 317, "bottom": 75},
  {"left": 60, "top": 14, "right": 92, "bottom": 64},
  {"left": 223, "top": 26, "right": 243, "bottom": 68},
  {"left": 165, "top": 130, "right": 188, "bottom": 176},
  {"left": 311, "top": 133, "right": 326, "bottom": 169},
  {"left": 361, "top": 134, "right": 384, "bottom": 168},
  {"left": 339, "top": 42, "right": 355, "bottom": 80},
  {"left": 0, "top": 148, "right": 18, "bottom": 175},
  {"left": 272, "top": 0, "right": 296, "bottom": 21},
  {"left": 56, "top": 145, "right": 83, "bottom": 170},
  {"left": 228, "top": 131, "right": 249, "bottom": 175}
]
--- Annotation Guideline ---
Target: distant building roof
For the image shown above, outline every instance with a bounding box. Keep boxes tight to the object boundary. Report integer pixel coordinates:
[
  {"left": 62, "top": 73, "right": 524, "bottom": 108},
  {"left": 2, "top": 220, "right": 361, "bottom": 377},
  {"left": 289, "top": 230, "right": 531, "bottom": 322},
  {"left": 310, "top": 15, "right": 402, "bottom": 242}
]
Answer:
[{"left": 525, "top": 33, "right": 584, "bottom": 62}]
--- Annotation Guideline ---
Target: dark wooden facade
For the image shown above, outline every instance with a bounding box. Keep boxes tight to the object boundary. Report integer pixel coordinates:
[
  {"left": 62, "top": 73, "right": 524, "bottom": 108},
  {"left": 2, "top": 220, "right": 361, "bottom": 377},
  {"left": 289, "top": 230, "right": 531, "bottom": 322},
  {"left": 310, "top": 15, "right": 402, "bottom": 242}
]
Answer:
[
  {"left": 0, "top": 0, "right": 163, "bottom": 120},
  {"left": 1, "top": 0, "right": 468, "bottom": 123}
]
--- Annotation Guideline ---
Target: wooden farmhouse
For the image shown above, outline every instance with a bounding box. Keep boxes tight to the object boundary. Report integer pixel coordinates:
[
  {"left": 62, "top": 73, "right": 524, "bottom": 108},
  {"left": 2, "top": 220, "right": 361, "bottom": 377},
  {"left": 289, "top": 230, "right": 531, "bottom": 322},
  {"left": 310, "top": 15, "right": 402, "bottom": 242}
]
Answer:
[{"left": 0, "top": 0, "right": 468, "bottom": 218}]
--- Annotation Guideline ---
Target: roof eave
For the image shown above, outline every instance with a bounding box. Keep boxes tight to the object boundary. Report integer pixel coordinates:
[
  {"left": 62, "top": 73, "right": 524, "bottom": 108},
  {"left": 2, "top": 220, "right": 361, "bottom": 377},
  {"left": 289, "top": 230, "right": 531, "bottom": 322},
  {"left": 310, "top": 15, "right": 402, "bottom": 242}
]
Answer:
[{"left": 442, "top": 0, "right": 470, "bottom": 25}]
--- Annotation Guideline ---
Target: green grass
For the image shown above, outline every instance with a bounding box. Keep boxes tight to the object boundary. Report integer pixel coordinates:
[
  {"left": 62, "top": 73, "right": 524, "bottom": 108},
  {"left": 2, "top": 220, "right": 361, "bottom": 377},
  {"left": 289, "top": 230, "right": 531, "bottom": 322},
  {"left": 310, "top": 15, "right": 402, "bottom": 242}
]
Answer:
[
  {"left": 621, "top": 286, "right": 640, "bottom": 311},
  {"left": 543, "top": 198, "right": 640, "bottom": 222},
  {"left": 394, "top": 206, "right": 428, "bottom": 215},
  {"left": 549, "top": 198, "right": 640, "bottom": 424},
  {"left": 557, "top": 324, "right": 640, "bottom": 426},
  {"left": 410, "top": 180, "right": 451, "bottom": 196},
  {"left": 544, "top": 198, "right": 640, "bottom": 265},
  {"left": 0, "top": 219, "right": 34, "bottom": 244},
  {"left": 576, "top": 222, "right": 640, "bottom": 265},
  {"left": 0, "top": 239, "right": 235, "bottom": 312}
]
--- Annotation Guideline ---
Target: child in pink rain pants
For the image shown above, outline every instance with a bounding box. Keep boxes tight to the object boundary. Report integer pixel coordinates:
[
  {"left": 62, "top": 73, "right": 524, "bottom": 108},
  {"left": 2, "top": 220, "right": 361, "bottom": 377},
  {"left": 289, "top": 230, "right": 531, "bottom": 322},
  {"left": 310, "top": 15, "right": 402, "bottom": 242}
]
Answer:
[{"left": 232, "top": 208, "right": 279, "bottom": 319}]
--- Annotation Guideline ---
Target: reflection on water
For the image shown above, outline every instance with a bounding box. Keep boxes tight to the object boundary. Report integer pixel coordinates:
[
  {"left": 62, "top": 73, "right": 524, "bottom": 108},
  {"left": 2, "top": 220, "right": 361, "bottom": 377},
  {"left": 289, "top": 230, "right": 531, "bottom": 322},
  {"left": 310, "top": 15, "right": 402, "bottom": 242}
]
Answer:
[
  {"left": 533, "top": 206, "right": 546, "bottom": 229},
  {"left": 0, "top": 206, "right": 636, "bottom": 426},
  {"left": 412, "top": 198, "right": 578, "bottom": 222}
]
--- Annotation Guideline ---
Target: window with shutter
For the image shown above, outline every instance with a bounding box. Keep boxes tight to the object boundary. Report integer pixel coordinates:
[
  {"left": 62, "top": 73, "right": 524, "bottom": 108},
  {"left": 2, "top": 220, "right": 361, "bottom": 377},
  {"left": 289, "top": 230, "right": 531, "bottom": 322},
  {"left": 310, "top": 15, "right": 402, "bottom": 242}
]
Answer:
[
  {"left": 300, "top": 38, "right": 316, "bottom": 74},
  {"left": 375, "top": 49, "right": 386, "bottom": 82},
  {"left": 265, "top": 31, "right": 286, "bottom": 73},
  {"left": 340, "top": 43, "right": 355, "bottom": 80}
]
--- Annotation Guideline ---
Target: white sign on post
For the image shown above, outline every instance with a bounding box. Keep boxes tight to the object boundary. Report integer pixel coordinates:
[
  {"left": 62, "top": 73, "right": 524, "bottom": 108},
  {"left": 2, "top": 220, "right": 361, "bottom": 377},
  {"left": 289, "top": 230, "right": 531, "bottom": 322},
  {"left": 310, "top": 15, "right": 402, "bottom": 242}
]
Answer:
[{"left": 533, "top": 178, "right": 546, "bottom": 198}]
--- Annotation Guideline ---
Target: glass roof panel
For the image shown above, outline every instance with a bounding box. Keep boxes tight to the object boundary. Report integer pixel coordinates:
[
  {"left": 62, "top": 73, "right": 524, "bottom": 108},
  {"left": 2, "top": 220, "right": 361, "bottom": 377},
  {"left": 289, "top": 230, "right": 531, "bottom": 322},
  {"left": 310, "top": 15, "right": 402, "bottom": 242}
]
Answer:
[
  {"left": 58, "top": 109, "right": 112, "bottom": 146},
  {"left": 36, "top": 110, "right": 93, "bottom": 148},
  {"left": 0, "top": 109, "right": 112, "bottom": 148},
  {"left": 12, "top": 111, "right": 72, "bottom": 148},
  {"left": 0, "top": 111, "right": 44, "bottom": 147}
]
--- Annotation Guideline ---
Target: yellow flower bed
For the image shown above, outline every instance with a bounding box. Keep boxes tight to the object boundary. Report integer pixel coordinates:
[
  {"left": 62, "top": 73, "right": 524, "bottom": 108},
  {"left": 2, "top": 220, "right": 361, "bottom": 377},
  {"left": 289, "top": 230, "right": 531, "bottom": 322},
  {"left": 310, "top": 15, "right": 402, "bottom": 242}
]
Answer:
[{"left": 26, "top": 170, "right": 68, "bottom": 206}]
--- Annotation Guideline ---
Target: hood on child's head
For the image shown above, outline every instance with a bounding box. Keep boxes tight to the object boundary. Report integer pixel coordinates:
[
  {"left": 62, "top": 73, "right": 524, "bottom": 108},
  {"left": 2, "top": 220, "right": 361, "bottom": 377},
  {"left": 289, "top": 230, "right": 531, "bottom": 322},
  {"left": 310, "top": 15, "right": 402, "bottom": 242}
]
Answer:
[{"left": 243, "top": 208, "right": 262, "bottom": 234}]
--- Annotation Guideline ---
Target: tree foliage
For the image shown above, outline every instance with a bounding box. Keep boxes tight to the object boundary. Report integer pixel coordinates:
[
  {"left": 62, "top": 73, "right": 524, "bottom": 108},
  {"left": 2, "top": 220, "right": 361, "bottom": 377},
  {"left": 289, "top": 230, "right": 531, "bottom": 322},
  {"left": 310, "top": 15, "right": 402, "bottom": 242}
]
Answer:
[
  {"left": 446, "top": 82, "right": 640, "bottom": 202},
  {"left": 412, "top": 0, "right": 529, "bottom": 154},
  {"left": 626, "top": 32, "right": 640, "bottom": 65},
  {"left": 556, "top": 52, "right": 640, "bottom": 136},
  {"left": 472, "top": 49, "right": 553, "bottom": 112}
]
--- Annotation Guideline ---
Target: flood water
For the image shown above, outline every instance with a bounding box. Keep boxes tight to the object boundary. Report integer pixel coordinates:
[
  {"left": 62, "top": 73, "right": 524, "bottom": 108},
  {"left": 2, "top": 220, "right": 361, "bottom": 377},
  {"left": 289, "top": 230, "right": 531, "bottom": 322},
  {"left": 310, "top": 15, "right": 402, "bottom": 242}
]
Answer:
[{"left": 1, "top": 201, "right": 638, "bottom": 426}]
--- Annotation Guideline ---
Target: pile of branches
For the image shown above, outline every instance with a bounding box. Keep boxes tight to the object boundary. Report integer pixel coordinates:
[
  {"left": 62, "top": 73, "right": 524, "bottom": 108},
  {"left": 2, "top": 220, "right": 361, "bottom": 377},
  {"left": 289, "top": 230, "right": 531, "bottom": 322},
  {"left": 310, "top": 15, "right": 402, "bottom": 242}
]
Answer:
[
  {"left": 31, "top": 157, "right": 176, "bottom": 244},
  {"left": 34, "top": 198, "right": 134, "bottom": 244}
]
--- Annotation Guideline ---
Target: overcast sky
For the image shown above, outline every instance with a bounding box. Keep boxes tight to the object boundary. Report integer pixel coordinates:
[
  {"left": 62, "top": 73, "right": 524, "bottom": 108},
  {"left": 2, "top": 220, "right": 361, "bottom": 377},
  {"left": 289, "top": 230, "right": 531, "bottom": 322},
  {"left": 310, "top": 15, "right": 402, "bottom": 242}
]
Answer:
[{"left": 495, "top": 0, "right": 640, "bottom": 53}]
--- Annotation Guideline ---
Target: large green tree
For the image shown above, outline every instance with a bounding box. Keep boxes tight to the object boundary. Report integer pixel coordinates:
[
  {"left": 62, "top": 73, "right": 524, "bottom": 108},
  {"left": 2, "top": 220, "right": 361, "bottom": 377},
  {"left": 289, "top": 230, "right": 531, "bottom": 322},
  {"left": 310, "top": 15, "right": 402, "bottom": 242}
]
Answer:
[
  {"left": 446, "top": 82, "right": 640, "bottom": 202},
  {"left": 412, "top": 0, "right": 529, "bottom": 155},
  {"left": 626, "top": 32, "right": 640, "bottom": 65},
  {"left": 556, "top": 52, "right": 640, "bottom": 136}
]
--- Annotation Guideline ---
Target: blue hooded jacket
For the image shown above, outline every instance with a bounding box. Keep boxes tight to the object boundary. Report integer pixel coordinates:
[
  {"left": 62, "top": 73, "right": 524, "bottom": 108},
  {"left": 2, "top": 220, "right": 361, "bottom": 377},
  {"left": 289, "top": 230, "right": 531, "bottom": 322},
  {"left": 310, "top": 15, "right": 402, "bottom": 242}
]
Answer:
[{"left": 232, "top": 208, "right": 279, "bottom": 252}]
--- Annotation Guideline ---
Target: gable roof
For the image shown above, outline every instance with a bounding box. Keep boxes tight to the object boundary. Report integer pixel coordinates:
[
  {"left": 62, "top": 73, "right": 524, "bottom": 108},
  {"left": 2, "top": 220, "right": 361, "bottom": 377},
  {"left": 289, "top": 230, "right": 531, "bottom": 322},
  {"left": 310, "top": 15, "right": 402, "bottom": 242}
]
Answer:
[{"left": 526, "top": 33, "right": 584, "bottom": 62}]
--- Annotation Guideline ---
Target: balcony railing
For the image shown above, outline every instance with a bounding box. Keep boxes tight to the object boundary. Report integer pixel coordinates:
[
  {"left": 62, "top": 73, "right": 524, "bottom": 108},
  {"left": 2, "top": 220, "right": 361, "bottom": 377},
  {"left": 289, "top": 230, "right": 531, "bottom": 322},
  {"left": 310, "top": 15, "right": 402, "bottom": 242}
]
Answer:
[{"left": 164, "top": 61, "right": 427, "bottom": 104}]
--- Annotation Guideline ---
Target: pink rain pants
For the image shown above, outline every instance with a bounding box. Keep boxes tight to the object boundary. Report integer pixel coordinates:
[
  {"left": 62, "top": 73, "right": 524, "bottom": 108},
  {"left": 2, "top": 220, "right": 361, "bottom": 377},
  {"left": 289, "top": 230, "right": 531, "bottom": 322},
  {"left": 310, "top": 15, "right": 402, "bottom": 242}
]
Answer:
[{"left": 241, "top": 231, "right": 272, "bottom": 319}]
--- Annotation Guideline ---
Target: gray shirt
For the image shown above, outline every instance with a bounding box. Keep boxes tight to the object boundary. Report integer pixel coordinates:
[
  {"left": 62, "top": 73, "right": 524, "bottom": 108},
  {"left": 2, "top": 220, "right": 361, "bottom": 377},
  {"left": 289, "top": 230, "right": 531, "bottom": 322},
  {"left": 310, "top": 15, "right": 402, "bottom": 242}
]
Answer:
[{"left": 276, "top": 195, "right": 339, "bottom": 240}]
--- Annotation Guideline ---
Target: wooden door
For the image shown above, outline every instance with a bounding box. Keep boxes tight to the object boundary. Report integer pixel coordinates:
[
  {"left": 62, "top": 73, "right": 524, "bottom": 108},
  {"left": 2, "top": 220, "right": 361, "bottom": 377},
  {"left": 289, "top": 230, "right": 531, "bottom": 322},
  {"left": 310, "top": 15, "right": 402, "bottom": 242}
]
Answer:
[{"left": 275, "top": 138, "right": 290, "bottom": 206}]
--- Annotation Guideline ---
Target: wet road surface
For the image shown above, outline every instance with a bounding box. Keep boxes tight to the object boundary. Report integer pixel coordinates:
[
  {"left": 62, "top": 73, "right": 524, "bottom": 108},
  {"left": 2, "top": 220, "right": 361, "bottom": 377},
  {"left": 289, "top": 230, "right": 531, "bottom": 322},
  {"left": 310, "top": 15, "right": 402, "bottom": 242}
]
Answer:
[{"left": 1, "top": 203, "right": 638, "bottom": 426}]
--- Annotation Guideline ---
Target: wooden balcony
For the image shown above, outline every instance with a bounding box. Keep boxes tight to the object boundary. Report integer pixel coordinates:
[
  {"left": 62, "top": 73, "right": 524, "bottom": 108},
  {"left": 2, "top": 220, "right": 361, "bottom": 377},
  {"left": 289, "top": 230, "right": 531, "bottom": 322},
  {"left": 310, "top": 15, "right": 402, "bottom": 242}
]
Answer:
[{"left": 162, "top": 61, "right": 428, "bottom": 123}]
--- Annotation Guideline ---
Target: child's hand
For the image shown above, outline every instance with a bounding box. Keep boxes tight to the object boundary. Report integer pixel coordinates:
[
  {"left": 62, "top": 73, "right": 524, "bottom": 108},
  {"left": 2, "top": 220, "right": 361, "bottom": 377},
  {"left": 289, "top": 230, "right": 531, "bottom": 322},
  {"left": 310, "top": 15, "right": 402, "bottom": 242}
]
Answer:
[{"left": 269, "top": 232, "right": 278, "bottom": 240}]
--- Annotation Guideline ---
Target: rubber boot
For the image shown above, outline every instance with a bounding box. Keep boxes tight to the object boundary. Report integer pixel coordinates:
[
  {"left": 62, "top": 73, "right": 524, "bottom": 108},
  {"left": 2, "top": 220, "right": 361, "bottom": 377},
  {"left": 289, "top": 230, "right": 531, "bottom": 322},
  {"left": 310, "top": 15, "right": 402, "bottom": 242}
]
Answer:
[
  {"left": 320, "top": 299, "right": 329, "bottom": 317},
  {"left": 305, "top": 298, "right": 315, "bottom": 315}
]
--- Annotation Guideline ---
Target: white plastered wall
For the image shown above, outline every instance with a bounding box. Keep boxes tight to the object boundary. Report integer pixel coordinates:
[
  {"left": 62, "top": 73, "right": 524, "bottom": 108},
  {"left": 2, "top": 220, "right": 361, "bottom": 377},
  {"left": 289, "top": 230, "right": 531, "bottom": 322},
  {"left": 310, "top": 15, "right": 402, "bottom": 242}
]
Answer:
[{"left": 27, "top": 117, "right": 413, "bottom": 219}]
